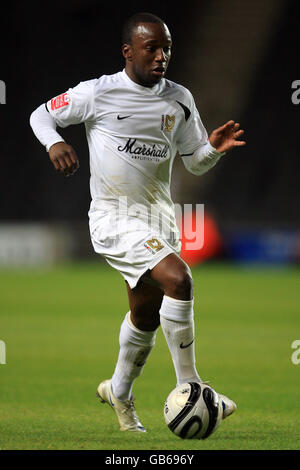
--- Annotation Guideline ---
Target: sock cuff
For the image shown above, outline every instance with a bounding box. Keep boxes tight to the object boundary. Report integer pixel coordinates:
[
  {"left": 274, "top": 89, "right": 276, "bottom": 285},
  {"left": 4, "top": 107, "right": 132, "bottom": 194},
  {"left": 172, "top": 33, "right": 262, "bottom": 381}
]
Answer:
[
  {"left": 159, "top": 295, "right": 194, "bottom": 322},
  {"left": 124, "top": 312, "right": 157, "bottom": 345}
]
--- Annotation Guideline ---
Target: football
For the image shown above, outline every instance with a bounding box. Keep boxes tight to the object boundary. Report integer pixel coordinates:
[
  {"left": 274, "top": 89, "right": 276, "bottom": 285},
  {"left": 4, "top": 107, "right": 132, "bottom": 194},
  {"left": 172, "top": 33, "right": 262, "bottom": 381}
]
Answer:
[{"left": 163, "top": 382, "right": 223, "bottom": 439}]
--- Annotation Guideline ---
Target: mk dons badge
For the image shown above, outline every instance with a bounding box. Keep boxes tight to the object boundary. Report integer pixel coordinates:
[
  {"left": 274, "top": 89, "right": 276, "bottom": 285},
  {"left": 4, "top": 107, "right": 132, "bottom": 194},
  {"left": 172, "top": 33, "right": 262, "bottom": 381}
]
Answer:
[
  {"left": 144, "top": 238, "right": 164, "bottom": 254},
  {"left": 161, "top": 114, "right": 176, "bottom": 132}
]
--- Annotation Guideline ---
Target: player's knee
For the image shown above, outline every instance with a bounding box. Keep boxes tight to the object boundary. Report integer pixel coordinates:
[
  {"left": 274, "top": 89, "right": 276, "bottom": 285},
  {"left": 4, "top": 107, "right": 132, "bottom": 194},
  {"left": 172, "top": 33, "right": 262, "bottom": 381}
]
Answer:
[
  {"left": 131, "top": 308, "right": 160, "bottom": 332},
  {"left": 166, "top": 268, "right": 193, "bottom": 300}
]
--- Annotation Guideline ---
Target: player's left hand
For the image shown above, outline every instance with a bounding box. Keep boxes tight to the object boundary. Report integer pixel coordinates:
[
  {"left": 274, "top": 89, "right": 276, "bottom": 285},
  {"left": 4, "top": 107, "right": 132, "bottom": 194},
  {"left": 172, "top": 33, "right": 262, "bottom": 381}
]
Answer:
[{"left": 209, "top": 120, "right": 246, "bottom": 154}]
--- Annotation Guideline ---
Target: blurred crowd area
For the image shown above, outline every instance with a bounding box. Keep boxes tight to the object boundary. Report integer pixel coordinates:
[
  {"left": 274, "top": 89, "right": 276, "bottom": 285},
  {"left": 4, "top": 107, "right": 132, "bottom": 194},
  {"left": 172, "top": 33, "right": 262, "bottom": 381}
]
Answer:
[{"left": 0, "top": 0, "right": 299, "bottom": 266}]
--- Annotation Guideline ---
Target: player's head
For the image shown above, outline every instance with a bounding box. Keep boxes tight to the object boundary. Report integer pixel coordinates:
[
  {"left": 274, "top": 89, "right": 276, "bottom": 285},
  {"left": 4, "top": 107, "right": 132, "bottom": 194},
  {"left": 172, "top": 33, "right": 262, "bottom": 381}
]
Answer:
[{"left": 122, "top": 12, "right": 172, "bottom": 87}]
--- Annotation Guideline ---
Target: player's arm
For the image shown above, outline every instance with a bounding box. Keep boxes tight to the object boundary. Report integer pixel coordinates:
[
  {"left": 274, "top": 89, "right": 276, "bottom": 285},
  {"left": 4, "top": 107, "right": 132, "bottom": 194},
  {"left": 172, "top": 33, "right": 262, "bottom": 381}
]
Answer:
[
  {"left": 30, "top": 79, "right": 96, "bottom": 177},
  {"left": 177, "top": 88, "right": 246, "bottom": 176},
  {"left": 48, "top": 141, "right": 79, "bottom": 177},
  {"left": 30, "top": 104, "right": 79, "bottom": 177},
  {"left": 209, "top": 120, "right": 245, "bottom": 153},
  {"left": 181, "top": 120, "right": 245, "bottom": 176}
]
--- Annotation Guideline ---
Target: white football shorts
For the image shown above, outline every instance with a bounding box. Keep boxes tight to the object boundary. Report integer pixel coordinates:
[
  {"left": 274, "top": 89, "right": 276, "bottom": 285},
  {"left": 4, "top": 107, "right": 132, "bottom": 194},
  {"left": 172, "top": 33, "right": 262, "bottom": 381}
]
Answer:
[{"left": 90, "top": 214, "right": 181, "bottom": 289}]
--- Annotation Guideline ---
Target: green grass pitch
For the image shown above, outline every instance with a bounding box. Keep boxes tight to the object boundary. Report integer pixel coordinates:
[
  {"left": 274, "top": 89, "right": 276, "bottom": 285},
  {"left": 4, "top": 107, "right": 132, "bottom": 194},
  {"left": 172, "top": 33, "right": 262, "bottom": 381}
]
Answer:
[{"left": 0, "top": 261, "right": 300, "bottom": 450}]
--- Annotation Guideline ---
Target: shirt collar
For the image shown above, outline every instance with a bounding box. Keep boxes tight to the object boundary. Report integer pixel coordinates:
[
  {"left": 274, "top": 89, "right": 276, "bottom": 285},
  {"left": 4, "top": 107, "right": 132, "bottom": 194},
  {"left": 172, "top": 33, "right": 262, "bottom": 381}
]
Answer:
[{"left": 121, "top": 69, "right": 164, "bottom": 94}]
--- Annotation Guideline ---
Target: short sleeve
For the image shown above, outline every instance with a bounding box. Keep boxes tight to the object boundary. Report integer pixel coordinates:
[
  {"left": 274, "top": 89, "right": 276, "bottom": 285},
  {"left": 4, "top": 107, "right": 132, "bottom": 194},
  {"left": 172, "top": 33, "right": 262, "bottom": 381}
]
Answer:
[
  {"left": 176, "top": 91, "right": 208, "bottom": 156},
  {"left": 46, "top": 79, "right": 97, "bottom": 128}
]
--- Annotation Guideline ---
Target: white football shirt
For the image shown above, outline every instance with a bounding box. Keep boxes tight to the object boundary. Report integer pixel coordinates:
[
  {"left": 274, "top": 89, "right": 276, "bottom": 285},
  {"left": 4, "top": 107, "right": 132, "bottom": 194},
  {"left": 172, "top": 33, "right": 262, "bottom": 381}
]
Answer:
[{"left": 46, "top": 70, "right": 208, "bottom": 238}]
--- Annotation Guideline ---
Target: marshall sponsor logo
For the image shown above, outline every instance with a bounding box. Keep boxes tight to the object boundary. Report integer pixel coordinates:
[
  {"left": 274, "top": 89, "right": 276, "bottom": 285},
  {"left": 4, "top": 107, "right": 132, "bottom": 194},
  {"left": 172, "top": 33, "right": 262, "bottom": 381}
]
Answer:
[{"left": 118, "top": 138, "right": 169, "bottom": 159}]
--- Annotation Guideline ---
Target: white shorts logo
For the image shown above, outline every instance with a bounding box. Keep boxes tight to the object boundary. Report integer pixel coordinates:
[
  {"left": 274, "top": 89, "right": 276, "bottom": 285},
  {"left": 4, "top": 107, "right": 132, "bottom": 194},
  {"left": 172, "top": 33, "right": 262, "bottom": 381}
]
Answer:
[{"left": 144, "top": 238, "right": 164, "bottom": 255}]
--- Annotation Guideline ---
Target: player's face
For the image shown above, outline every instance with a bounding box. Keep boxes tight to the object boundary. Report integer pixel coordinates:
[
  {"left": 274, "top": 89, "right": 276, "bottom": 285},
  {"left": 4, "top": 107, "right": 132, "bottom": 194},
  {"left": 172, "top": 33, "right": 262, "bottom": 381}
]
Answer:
[{"left": 123, "top": 22, "right": 172, "bottom": 87}]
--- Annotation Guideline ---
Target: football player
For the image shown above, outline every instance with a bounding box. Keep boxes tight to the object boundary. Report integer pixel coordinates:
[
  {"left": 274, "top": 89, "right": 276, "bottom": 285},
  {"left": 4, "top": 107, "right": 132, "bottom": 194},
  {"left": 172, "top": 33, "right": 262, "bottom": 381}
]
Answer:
[{"left": 30, "top": 12, "right": 244, "bottom": 432}]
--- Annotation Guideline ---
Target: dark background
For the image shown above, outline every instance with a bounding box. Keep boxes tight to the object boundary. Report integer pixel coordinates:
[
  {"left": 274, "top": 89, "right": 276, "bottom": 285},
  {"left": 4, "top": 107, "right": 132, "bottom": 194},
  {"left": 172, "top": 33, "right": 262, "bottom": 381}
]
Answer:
[{"left": 1, "top": 0, "right": 299, "bottom": 231}]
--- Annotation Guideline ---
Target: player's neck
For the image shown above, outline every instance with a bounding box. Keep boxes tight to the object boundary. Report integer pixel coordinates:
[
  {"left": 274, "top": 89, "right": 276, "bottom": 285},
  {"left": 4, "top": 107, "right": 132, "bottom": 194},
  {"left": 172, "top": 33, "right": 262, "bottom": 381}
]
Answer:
[{"left": 124, "top": 67, "right": 157, "bottom": 89}]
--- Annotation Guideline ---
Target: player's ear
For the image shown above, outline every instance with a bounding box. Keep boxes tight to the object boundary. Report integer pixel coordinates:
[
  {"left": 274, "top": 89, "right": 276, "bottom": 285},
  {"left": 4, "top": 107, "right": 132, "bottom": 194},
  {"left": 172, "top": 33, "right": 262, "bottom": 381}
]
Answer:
[{"left": 122, "top": 44, "right": 133, "bottom": 61}]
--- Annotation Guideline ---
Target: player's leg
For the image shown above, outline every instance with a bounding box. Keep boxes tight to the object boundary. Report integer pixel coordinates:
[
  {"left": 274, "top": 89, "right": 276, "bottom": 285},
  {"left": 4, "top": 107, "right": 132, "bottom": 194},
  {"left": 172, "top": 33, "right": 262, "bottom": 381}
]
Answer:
[
  {"left": 126, "top": 278, "right": 163, "bottom": 331},
  {"left": 110, "top": 280, "right": 163, "bottom": 402},
  {"left": 149, "top": 253, "right": 202, "bottom": 386},
  {"left": 150, "top": 252, "right": 193, "bottom": 300},
  {"left": 149, "top": 253, "right": 236, "bottom": 418},
  {"left": 98, "top": 280, "right": 163, "bottom": 432}
]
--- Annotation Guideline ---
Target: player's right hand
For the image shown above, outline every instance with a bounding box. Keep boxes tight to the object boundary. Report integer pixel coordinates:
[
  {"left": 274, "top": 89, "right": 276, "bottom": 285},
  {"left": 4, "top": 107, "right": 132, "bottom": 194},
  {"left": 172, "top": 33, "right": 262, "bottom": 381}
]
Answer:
[{"left": 48, "top": 142, "right": 80, "bottom": 177}]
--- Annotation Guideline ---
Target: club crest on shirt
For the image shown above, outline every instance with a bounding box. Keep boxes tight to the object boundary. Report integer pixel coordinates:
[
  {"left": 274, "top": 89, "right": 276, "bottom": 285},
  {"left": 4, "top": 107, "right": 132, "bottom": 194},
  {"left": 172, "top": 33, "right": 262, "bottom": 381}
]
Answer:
[{"left": 161, "top": 114, "right": 175, "bottom": 132}]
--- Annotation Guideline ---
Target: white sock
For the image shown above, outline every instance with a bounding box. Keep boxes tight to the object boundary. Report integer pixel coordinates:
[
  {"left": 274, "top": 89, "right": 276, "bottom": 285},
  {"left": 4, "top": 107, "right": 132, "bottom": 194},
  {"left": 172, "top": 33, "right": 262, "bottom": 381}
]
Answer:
[
  {"left": 111, "top": 312, "right": 157, "bottom": 401},
  {"left": 159, "top": 295, "right": 201, "bottom": 386}
]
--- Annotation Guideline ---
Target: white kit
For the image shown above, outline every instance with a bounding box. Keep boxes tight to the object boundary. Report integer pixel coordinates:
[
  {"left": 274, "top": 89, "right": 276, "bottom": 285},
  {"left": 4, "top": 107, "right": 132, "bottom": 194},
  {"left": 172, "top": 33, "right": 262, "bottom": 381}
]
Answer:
[{"left": 30, "top": 70, "right": 223, "bottom": 287}]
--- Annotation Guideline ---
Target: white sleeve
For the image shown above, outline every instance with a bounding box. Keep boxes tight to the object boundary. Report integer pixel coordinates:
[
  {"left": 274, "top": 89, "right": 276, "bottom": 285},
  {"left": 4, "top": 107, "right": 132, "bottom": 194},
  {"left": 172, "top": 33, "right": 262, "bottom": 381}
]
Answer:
[
  {"left": 176, "top": 90, "right": 208, "bottom": 156},
  {"left": 181, "top": 141, "right": 225, "bottom": 176},
  {"left": 29, "top": 103, "right": 65, "bottom": 152},
  {"left": 46, "top": 79, "right": 97, "bottom": 128},
  {"left": 30, "top": 78, "right": 97, "bottom": 151},
  {"left": 175, "top": 89, "right": 225, "bottom": 175}
]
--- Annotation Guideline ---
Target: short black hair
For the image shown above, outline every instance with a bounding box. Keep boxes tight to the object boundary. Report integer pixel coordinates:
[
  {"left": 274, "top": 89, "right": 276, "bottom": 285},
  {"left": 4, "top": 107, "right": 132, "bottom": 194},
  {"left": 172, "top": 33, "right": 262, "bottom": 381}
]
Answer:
[{"left": 122, "top": 12, "right": 166, "bottom": 45}]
